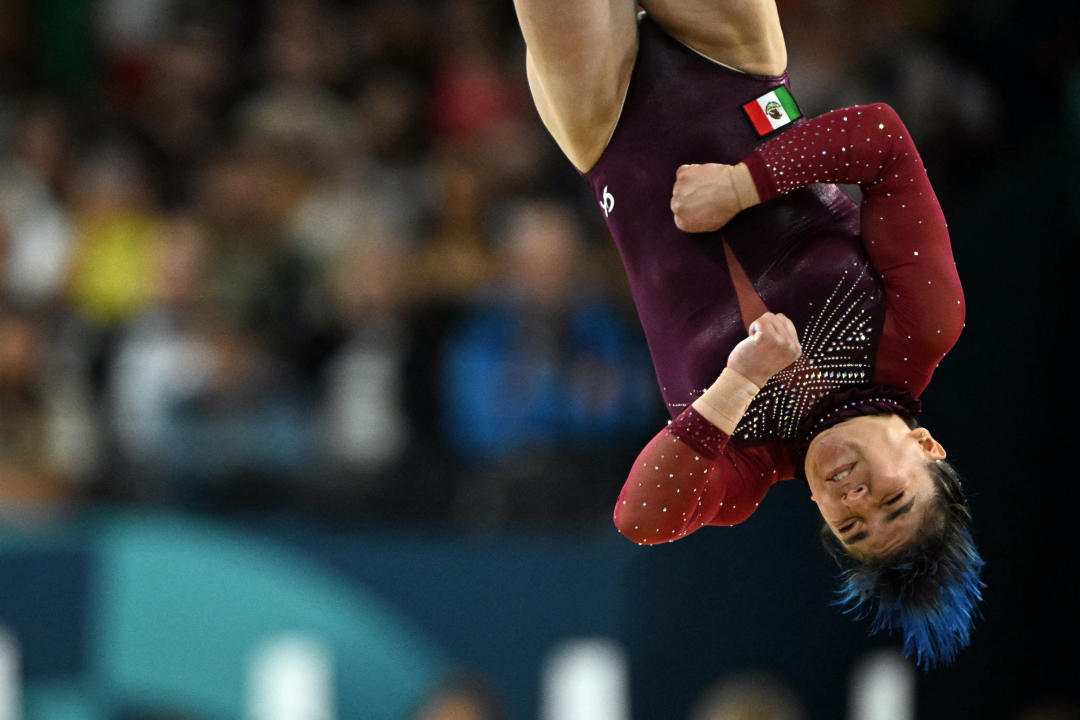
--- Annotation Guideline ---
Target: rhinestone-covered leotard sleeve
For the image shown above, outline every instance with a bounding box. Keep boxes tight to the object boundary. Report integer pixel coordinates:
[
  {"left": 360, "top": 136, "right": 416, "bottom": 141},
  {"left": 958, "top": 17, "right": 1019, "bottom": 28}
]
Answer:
[
  {"left": 743, "top": 103, "right": 964, "bottom": 395},
  {"left": 613, "top": 408, "right": 792, "bottom": 545}
]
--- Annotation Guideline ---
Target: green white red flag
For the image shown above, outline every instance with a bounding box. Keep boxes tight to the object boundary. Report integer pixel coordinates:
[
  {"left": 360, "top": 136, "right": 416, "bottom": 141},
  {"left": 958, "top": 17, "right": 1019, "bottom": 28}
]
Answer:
[{"left": 742, "top": 86, "right": 802, "bottom": 136}]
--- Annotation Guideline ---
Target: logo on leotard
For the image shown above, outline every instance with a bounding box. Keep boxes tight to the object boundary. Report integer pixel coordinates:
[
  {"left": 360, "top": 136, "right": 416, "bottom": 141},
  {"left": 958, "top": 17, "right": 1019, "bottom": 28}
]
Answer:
[
  {"left": 743, "top": 87, "right": 802, "bottom": 137},
  {"left": 600, "top": 186, "right": 615, "bottom": 217}
]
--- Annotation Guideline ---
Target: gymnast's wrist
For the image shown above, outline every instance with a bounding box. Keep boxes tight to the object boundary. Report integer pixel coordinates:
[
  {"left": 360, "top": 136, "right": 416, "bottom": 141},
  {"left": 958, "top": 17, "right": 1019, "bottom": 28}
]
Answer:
[
  {"left": 731, "top": 162, "right": 761, "bottom": 211},
  {"left": 691, "top": 367, "right": 761, "bottom": 435},
  {"left": 741, "top": 153, "right": 778, "bottom": 203}
]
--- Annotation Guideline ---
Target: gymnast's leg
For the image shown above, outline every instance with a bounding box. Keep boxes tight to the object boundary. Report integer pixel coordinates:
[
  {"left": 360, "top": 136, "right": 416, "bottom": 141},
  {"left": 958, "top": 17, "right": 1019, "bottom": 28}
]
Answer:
[
  {"left": 639, "top": 0, "right": 787, "bottom": 75},
  {"left": 513, "top": 0, "right": 638, "bottom": 172}
]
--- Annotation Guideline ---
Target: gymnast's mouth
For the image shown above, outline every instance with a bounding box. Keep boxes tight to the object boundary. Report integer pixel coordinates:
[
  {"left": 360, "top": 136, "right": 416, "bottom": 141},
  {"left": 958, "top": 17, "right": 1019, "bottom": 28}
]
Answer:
[{"left": 826, "top": 462, "right": 856, "bottom": 483}]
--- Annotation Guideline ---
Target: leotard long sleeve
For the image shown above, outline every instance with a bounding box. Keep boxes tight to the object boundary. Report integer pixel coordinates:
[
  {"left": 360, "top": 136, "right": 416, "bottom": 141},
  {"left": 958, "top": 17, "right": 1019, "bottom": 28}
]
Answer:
[{"left": 614, "top": 103, "right": 964, "bottom": 544}]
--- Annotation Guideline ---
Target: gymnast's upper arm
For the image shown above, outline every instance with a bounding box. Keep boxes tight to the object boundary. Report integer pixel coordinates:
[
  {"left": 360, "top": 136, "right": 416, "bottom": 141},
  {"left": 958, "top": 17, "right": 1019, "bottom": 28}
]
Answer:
[{"left": 513, "top": 0, "right": 638, "bottom": 172}]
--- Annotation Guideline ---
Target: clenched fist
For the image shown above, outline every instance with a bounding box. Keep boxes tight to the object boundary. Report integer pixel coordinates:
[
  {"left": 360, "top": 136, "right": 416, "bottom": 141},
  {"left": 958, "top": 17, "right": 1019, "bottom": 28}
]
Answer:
[
  {"left": 670, "top": 162, "right": 760, "bottom": 233},
  {"left": 726, "top": 312, "right": 802, "bottom": 388}
]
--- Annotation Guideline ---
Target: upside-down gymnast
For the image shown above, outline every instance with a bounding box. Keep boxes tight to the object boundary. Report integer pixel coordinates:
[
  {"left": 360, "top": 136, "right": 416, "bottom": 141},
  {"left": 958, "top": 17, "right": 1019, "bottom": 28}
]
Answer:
[{"left": 512, "top": 0, "right": 984, "bottom": 668}]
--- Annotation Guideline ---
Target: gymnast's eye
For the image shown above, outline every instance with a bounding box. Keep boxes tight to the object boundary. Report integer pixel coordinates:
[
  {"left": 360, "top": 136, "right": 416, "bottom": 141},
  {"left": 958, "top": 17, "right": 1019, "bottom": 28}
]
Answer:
[
  {"left": 884, "top": 492, "right": 904, "bottom": 506},
  {"left": 838, "top": 521, "right": 856, "bottom": 533}
]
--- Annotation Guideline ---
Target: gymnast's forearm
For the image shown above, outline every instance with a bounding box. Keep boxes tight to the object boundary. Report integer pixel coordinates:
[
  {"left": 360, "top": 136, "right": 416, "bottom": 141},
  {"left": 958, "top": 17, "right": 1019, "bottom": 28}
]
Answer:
[{"left": 690, "top": 367, "right": 760, "bottom": 435}]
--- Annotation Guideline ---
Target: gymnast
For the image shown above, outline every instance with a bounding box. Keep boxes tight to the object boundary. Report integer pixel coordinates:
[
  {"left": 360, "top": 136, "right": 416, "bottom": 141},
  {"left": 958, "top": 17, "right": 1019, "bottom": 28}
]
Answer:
[{"left": 513, "top": 0, "right": 984, "bottom": 668}]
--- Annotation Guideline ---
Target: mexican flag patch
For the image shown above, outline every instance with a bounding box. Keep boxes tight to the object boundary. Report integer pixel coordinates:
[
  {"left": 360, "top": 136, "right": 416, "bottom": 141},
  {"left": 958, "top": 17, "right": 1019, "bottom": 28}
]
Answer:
[{"left": 742, "top": 86, "right": 802, "bottom": 136}]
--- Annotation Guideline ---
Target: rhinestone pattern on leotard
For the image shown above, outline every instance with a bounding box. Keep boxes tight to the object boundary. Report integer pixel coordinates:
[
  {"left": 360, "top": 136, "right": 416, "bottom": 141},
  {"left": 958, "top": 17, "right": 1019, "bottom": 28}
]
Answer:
[{"left": 733, "top": 261, "right": 878, "bottom": 443}]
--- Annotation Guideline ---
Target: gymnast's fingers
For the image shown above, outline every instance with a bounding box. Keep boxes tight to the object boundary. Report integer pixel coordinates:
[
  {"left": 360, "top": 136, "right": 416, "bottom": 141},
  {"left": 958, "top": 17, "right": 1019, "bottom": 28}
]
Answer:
[
  {"left": 773, "top": 313, "right": 802, "bottom": 355},
  {"left": 774, "top": 312, "right": 798, "bottom": 338}
]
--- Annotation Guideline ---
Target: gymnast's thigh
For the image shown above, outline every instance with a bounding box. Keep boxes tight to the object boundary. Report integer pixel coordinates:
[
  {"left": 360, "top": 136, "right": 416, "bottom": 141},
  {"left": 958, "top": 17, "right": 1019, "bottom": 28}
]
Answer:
[
  {"left": 513, "top": 0, "right": 638, "bottom": 172},
  {"left": 638, "top": 0, "right": 787, "bottom": 75}
]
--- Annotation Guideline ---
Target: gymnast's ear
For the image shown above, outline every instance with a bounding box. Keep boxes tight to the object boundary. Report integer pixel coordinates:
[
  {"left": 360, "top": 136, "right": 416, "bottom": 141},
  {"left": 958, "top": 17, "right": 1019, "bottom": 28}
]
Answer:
[{"left": 909, "top": 426, "right": 946, "bottom": 461}]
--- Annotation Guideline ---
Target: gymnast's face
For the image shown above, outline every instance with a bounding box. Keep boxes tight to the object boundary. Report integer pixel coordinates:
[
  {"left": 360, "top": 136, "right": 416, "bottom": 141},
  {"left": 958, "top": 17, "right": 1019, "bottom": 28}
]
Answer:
[{"left": 804, "top": 414, "right": 946, "bottom": 560}]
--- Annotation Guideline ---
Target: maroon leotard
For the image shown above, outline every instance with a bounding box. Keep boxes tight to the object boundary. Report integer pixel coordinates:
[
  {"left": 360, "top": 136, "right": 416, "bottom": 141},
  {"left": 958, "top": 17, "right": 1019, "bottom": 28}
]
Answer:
[
  {"left": 585, "top": 16, "right": 880, "bottom": 424},
  {"left": 581, "top": 18, "right": 964, "bottom": 543}
]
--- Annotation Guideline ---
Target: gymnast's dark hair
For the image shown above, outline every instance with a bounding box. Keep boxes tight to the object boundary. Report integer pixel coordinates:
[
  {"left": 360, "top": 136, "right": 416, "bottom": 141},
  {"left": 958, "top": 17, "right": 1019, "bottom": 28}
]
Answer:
[{"left": 820, "top": 452, "right": 985, "bottom": 670}]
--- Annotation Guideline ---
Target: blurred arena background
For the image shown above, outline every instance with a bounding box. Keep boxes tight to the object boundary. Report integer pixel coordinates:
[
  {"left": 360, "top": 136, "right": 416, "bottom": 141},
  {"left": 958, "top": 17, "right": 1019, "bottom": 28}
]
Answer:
[{"left": 0, "top": 0, "right": 1076, "bottom": 718}]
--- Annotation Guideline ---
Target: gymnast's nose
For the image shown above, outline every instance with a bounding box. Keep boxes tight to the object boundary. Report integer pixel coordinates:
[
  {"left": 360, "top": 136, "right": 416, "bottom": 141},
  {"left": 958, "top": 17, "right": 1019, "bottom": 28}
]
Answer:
[{"left": 841, "top": 484, "right": 868, "bottom": 506}]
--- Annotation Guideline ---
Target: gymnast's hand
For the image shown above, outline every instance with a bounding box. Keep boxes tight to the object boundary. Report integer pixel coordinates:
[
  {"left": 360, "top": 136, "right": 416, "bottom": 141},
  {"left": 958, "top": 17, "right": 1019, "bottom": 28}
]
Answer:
[
  {"left": 670, "top": 162, "right": 760, "bottom": 233},
  {"left": 725, "top": 312, "right": 801, "bottom": 388}
]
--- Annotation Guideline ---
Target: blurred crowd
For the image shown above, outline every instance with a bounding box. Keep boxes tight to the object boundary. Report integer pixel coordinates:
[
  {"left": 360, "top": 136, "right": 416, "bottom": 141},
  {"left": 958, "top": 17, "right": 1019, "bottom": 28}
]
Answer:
[
  {"left": 0, "top": 0, "right": 1019, "bottom": 528},
  {"left": 0, "top": 0, "right": 665, "bottom": 527}
]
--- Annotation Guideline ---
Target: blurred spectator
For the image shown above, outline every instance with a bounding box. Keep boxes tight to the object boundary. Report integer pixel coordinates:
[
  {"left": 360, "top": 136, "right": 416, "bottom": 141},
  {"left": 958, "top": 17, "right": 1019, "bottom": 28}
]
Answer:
[
  {"left": 194, "top": 142, "right": 318, "bottom": 369},
  {"left": 428, "top": 0, "right": 525, "bottom": 146},
  {"left": 426, "top": 0, "right": 548, "bottom": 199},
  {"left": 440, "top": 199, "right": 655, "bottom": 525},
  {"left": 154, "top": 311, "right": 316, "bottom": 511},
  {"left": 235, "top": 0, "right": 351, "bottom": 168},
  {"left": 412, "top": 151, "right": 497, "bottom": 303},
  {"left": 65, "top": 140, "right": 163, "bottom": 328},
  {"left": 688, "top": 672, "right": 806, "bottom": 720},
  {"left": 348, "top": 0, "right": 435, "bottom": 95},
  {"left": 289, "top": 70, "right": 432, "bottom": 266},
  {"left": 105, "top": 202, "right": 316, "bottom": 508},
  {"left": 0, "top": 306, "right": 97, "bottom": 522},
  {"left": 352, "top": 68, "right": 434, "bottom": 235},
  {"left": 96, "top": 0, "right": 177, "bottom": 60},
  {"left": 0, "top": 98, "right": 75, "bottom": 309},
  {"left": 108, "top": 213, "right": 213, "bottom": 495},
  {"left": 123, "top": 19, "right": 233, "bottom": 205},
  {"left": 313, "top": 229, "right": 428, "bottom": 516}
]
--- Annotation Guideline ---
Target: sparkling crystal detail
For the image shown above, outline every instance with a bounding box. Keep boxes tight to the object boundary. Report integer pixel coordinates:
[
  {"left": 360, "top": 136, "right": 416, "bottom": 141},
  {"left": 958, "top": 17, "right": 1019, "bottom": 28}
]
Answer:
[{"left": 734, "top": 264, "right": 878, "bottom": 441}]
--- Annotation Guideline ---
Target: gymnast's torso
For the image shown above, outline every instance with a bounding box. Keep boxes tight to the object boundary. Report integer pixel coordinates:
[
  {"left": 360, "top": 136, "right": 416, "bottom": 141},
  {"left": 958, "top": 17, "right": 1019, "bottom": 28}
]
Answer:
[{"left": 584, "top": 15, "right": 889, "bottom": 444}]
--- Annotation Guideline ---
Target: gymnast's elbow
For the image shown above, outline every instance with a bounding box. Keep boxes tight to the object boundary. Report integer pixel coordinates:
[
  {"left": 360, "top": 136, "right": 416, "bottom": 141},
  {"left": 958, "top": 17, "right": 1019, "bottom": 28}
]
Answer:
[
  {"left": 613, "top": 503, "right": 691, "bottom": 546},
  {"left": 612, "top": 502, "right": 636, "bottom": 541}
]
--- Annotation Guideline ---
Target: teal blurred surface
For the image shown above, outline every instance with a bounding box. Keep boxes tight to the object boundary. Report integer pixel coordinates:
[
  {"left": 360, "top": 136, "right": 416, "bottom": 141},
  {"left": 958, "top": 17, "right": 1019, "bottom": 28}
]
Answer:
[{"left": 2, "top": 512, "right": 447, "bottom": 720}]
